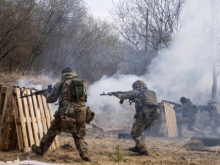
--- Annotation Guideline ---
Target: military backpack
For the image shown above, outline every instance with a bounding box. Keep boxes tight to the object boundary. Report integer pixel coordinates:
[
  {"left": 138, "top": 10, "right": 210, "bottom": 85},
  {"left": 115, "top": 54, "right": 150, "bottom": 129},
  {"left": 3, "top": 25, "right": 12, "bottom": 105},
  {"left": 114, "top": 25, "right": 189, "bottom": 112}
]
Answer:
[{"left": 70, "top": 79, "right": 85, "bottom": 101}]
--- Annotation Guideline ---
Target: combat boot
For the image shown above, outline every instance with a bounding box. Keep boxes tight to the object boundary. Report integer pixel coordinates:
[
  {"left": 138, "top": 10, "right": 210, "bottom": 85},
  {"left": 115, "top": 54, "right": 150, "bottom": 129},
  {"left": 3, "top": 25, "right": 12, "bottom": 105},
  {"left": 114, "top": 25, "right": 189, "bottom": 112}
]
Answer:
[
  {"left": 139, "top": 150, "right": 149, "bottom": 156},
  {"left": 128, "top": 146, "right": 139, "bottom": 153},
  {"left": 31, "top": 144, "right": 44, "bottom": 156},
  {"left": 80, "top": 151, "right": 91, "bottom": 162}
]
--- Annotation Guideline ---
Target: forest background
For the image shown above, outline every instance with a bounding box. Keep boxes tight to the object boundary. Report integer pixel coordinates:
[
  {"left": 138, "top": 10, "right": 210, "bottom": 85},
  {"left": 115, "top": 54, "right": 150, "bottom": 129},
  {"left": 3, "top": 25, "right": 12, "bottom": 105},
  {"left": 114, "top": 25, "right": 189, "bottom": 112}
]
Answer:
[{"left": 0, "top": 0, "right": 184, "bottom": 83}]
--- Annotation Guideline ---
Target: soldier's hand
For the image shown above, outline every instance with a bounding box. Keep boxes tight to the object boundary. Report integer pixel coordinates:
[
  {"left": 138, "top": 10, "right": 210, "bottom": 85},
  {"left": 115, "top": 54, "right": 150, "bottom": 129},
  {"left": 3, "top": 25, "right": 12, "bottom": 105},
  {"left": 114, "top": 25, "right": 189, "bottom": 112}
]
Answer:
[{"left": 173, "top": 105, "right": 178, "bottom": 110}]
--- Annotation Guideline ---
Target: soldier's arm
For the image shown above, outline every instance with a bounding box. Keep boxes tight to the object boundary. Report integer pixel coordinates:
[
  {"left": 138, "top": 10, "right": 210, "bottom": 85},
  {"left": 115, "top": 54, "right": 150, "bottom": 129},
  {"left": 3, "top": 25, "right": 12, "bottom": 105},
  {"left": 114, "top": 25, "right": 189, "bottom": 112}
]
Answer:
[
  {"left": 174, "top": 104, "right": 187, "bottom": 113},
  {"left": 116, "top": 90, "right": 138, "bottom": 100},
  {"left": 199, "top": 105, "right": 213, "bottom": 112},
  {"left": 42, "top": 81, "right": 63, "bottom": 103}
]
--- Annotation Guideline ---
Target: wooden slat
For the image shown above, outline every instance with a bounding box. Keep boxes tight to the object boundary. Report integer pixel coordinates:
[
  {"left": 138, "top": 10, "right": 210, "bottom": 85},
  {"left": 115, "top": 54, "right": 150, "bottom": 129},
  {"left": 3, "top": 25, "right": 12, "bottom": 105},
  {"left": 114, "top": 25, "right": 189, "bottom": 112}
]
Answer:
[
  {"left": 41, "top": 95, "right": 55, "bottom": 150},
  {"left": 15, "top": 88, "right": 29, "bottom": 150},
  {"left": 31, "top": 90, "right": 43, "bottom": 140},
  {"left": 164, "top": 103, "right": 178, "bottom": 137},
  {"left": 26, "top": 89, "right": 39, "bottom": 146},
  {"left": 48, "top": 104, "right": 59, "bottom": 148},
  {"left": 161, "top": 104, "right": 167, "bottom": 136},
  {"left": 21, "top": 89, "right": 34, "bottom": 147},
  {"left": 36, "top": 95, "right": 48, "bottom": 136},
  {"left": 0, "top": 87, "right": 2, "bottom": 115},
  {"left": 8, "top": 122, "right": 16, "bottom": 150},
  {"left": 0, "top": 87, "right": 12, "bottom": 149},
  {"left": 2, "top": 123, "right": 11, "bottom": 150}
]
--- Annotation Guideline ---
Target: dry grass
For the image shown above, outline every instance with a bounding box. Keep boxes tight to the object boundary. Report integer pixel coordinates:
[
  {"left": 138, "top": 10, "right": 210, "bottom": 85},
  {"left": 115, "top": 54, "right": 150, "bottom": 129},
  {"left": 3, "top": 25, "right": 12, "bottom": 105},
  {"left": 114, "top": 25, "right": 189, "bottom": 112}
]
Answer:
[{"left": 1, "top": 128, "right": 220, "bottom": 165}]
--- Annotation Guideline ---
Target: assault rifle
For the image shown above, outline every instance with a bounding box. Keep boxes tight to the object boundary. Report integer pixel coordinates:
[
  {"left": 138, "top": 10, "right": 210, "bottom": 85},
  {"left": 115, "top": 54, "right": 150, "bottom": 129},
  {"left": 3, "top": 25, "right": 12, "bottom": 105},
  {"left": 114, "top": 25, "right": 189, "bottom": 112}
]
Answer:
[
  {"left": 199, "top": 105, "right": 213, "bottom": 112},
  {"left": 20, "top": 85, "right": 53, "bottom": 98},
  {"left": 162, "top": 100, "right": 181, "bottom": 108},
  {"left": 100, "top": 91, "right": 134, "bottom": 104}
]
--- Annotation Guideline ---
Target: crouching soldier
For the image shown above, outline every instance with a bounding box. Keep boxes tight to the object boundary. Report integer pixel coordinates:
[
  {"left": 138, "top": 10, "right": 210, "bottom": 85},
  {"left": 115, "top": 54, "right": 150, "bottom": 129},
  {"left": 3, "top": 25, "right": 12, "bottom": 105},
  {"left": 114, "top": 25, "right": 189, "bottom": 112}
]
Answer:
[
  {"left": 31, "top": 67, "right": 94, "bottom": 162},
  {"left": 115, "top": 80, "right": 159, "bottom": 155},
  {"left": 200, "top": 100, "right": 220, "bottom": 136},
  {"left": 174, "top": 97, "right": 201, "bottom": 137}
]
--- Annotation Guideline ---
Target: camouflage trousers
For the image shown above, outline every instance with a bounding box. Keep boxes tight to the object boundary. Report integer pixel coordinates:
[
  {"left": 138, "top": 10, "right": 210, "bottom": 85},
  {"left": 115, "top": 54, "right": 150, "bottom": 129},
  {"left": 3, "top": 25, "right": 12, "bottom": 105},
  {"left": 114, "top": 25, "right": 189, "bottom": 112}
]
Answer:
[
  {"left": 132, "top": 107, "right": 158, "bottom": 153},
  {"left": 177, "top": 117, "right": 201, "bottom": 136},
  {"left": 39, "top": 112, "right": 88, "bottom": 154}
]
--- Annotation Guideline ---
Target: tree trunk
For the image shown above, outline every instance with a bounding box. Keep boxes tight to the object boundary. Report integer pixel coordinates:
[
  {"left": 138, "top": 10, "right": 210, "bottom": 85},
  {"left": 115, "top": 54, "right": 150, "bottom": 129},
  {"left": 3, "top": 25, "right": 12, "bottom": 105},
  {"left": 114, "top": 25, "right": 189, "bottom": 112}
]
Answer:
[{"left": 211, "top": 60, "right": 217, "bottom": 101}]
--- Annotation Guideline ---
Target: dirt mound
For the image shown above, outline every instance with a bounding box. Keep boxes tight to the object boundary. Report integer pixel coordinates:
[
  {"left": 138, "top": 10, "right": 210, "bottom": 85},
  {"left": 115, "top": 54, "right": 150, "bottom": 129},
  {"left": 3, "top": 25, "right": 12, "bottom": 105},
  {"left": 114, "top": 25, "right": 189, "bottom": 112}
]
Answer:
[
  {"left": 60, "top": 144, "right": 74, "bottom": 152},
  {"left": 183, "top": 139, "right": 206, "bottom": 150}
]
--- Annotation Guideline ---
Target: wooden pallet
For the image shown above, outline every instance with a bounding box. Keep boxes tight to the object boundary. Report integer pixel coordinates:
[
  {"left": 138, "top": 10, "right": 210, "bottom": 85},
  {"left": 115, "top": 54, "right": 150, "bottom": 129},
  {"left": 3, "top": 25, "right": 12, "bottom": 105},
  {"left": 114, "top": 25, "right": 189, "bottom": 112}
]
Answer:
[
  {"left": 0, "top": 86, "right": 59, "bottom": 152},
  {"left": 150, "top": 102, "right": 178, "bottom": 137}
]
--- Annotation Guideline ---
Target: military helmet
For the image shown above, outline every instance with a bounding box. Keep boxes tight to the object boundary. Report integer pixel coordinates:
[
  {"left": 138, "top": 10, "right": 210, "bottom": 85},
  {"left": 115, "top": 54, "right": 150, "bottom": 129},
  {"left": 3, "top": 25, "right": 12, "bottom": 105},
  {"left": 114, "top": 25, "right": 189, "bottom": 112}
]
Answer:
[
  {"left": 132, "top": 80, "right": 146, "bottom": 89},
  {"left": 62, "top": 67, "right": 72, "bottom": 74},
  {"left": 208, "top": 100, "right": 217, "bottom": 105},
  {"left": 180, "top": 97, "right": 187, "bottom": 104}
]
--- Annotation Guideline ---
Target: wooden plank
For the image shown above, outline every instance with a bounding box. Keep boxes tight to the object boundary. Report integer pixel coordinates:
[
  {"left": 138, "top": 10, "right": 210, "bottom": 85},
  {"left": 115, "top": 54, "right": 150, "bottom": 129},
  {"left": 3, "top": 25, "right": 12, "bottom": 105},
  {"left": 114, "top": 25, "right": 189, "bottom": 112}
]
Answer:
[
  {"left": 15, "top": 88, "right": 29, "bottom": 151},
  {"left": 0, "top": 87, "right": 12, "bottom": 149},
  {"left": 2, "top": 123, "right": 11, "bottom": 150},
  {"left": 41, "top": 95, "right": 55, "bottom": 150},
  {"left": 31, "top": 90, "right": 43, "bottom": 140},
  {"left": 8, "top": 122, "right": 16, "bottom": 150},
  {"left": 12, "top": 95, "right": 24, "bottom": 151},
  {"left": 36, "top": 95, "right": 48, "bottom": 139},
  {"left": 48, "top": 104, "right": 59, "bottom": 148},
  {"left": 0, "top": 87, "right": 2, "bottom": 115},
  {"left": 164, "top": 103, "right": 178, "bottom": 137},
  {"left": 26, "top": 89, "right": 40, "bottom": 146},
  {"left": 0, "top": 87, "right": 7, "bottom": 94},
  {"left": 21, "top": 88, "right": 34, "bottom": 148},
  {"left": 161, "top": 103, "right": 167, "bottom": 136}
]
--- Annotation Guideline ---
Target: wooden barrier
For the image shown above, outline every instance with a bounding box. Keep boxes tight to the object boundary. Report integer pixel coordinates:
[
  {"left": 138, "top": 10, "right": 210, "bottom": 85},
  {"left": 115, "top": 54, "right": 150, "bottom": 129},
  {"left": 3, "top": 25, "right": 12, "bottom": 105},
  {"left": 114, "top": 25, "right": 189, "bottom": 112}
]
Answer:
[
  {"left": 0, "top": 86, "right": 59, "bottom": 152},
  {"left": 150, "top": 102, "right": 178, "bottom": 137}
]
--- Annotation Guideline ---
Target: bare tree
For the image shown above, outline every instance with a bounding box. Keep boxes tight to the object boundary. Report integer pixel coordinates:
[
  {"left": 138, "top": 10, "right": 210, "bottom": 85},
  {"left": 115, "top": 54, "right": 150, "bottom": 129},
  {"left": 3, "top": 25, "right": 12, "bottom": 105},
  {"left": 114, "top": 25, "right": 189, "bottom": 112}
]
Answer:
[
  {"left": 0, "top": 0, "right": 35, "bottom": 64},
  {"left": 111, "top": 0, "right": 185, "bottom": 52}
]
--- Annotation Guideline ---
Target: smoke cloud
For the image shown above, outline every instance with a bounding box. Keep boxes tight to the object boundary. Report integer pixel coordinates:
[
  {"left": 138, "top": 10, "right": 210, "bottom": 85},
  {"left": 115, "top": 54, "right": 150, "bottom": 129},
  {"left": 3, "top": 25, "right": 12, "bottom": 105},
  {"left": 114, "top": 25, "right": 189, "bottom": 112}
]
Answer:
[{"left": 87, "top": 0, "right": 220, "bottom": 124}]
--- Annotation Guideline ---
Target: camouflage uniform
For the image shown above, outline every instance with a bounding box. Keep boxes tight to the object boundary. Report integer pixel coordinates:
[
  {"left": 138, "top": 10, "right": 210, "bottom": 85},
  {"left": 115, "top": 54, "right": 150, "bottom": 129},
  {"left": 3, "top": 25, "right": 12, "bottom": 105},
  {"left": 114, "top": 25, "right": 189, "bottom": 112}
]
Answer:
[
  {"left": 174, "top": 97, "right": 200, "bottom": 137},
  {"left": 200, "top": 100, "right": 220, "bottom": 135},
  {"left": 116, "top": 80, "right": 159, "bottom": 155},
  {"left": 32, "top": 68, "right": 91, "bottom": 161}
]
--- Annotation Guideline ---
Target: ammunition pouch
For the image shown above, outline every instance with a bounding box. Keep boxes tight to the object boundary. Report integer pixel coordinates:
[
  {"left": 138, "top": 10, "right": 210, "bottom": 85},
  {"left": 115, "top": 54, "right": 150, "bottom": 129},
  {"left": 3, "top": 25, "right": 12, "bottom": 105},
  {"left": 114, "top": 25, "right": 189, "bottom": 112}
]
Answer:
[
  {"left": 86, "top": 106, "right": 95, "bottom": 124},
  {"left": 75, "top": 107, "right": 87, "bottom": 124},
  {"left": 135, "top": 106, "right": 159, "bottom": 120},
  {"left": 61, "top": 116, "right": 77, "bottom": 134}
]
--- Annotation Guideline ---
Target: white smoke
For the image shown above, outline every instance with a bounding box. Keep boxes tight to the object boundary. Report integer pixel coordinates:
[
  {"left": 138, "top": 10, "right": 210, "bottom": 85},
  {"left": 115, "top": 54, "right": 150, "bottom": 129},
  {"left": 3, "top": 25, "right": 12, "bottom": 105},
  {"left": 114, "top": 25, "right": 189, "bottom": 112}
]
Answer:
[{"left": 87, "top": 0, "right": 220, "bottom": 124}]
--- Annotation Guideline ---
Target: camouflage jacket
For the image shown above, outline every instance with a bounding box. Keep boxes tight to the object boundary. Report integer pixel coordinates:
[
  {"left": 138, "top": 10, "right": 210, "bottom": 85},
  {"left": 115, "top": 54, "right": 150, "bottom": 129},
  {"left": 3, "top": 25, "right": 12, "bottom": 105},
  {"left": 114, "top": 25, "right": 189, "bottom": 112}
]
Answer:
[
  {"left": 175, "top": 102, "right": 197, "bottom": 118},
  {"left": 117, "top": 87, "right": 158, "bottom": 112},
  {"left": 43, "top": 72, "right": 86, "bottom": 108}
]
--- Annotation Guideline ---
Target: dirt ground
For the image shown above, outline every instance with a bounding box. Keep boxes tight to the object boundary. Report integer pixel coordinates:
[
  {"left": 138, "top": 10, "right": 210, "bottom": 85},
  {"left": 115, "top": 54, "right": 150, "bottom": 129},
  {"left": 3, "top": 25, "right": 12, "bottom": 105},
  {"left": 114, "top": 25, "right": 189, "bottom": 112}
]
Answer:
[{"left": 1, "top": 127, "right": 220, "bottom": 165}]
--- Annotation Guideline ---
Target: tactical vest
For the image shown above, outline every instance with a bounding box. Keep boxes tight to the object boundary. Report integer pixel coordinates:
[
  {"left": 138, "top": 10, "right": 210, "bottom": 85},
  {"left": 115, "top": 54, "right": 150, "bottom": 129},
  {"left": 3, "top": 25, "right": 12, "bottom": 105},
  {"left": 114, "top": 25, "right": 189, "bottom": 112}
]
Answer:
[
  {"left": 135, "top": 88, "right": 158, "bottom": 108},
  {"left": 182, "top": 103, "right": 197, "bottom": 117},
  {"left": 60, "top": 78, "right": 86, "bottom": 102}
]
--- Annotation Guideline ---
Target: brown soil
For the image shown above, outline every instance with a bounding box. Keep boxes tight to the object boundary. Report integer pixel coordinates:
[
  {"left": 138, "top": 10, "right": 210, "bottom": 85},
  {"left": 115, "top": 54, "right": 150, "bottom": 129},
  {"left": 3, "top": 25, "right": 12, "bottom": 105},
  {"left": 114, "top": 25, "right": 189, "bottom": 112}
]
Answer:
[{"left": 1, "top": 128, "right": 220, "bottom": 165}]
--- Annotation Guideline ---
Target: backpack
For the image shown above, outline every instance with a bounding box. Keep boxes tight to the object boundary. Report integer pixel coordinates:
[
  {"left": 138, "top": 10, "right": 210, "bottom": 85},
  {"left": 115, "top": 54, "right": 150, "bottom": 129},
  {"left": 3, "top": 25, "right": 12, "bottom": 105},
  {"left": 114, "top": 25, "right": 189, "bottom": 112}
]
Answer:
[{"left": 70, "top": 79, "right": 85, "bottom": 101}]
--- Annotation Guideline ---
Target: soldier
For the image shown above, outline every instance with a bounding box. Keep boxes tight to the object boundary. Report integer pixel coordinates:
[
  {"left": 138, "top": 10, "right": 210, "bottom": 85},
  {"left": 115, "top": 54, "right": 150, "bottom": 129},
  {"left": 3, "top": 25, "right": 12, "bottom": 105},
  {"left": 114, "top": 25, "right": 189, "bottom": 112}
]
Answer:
[
  {"left": 31, "top": 67, "right": 94, "bottom": 162},
  {"left": 115, "top": 80, "right": 159, "bottom": 155},
  {"left": 199, "top": 100, "right": 220, "bottom": 136},
  {"left": 174, "top": 97, "right": 200, "bottom": 137}
]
